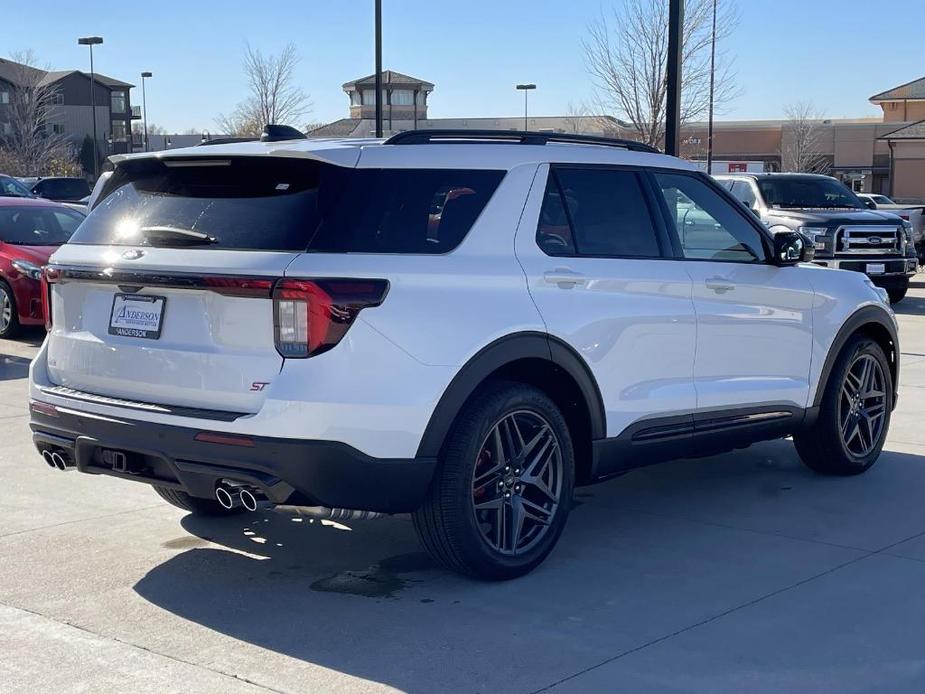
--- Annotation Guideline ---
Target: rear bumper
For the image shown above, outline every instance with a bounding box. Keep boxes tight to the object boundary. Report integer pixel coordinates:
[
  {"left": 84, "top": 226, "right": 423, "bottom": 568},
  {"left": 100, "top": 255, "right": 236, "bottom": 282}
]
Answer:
[{"left": 29, "top": 406, "right": 437, "bottom": 514}]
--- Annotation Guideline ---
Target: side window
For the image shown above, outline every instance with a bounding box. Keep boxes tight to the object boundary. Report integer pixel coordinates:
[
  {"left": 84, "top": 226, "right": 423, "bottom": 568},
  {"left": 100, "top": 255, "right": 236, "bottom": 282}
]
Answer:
[
  {"left": 653, "top": 172, "right": 765, "bottom": 263},
  {"left": 546, "top": 168, "right": 661, "bottom": 258},
  {"left": 536, "top": 174, "right": 576, "bottom": 255}
]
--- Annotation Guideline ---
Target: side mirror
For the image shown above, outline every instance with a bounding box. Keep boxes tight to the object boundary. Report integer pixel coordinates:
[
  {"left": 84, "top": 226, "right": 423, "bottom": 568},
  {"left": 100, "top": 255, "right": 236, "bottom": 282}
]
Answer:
[
  {"left": 864, "top": 199, "right": 877, "bottom": 210},
  {"left": 773, "top": 231, "right": 814, "bottom": 265}
]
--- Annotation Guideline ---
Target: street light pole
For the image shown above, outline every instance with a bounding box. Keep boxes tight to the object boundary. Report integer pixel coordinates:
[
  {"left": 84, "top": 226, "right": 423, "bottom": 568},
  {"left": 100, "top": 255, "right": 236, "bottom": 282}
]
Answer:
[
  {"left": 665, "top": 0, "right": 684, "bottom": 156},
  {"left": 706, "top": 0, "right": 717, "bottom": 173},
  {"left": 78, "top": 36, "right": 103, "bottom": 178},
  {"left": 374, "top": 0, "right": 383, "bottom": 137},
  {"left": 516, "top": 84, "right": 536, "bottom": 131},
  {"left": 141, "top": 71, "right": 152, "bottom": 152}
]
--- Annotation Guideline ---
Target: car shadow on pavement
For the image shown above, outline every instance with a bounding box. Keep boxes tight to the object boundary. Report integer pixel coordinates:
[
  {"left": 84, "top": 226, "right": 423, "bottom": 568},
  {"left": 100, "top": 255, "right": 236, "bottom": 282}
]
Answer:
[
  {"left": 0, "top": 354, "right": 32, "bottom": 381},
  {"left": 131, "top": 440, "right": 925, "bottom": 692}
]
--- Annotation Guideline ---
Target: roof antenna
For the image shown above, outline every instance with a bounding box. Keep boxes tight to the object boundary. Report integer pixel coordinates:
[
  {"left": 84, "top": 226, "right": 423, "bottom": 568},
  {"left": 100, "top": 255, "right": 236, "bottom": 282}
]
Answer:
[{"left": 261, "top": 124, "right": 307, "bottom": 142}]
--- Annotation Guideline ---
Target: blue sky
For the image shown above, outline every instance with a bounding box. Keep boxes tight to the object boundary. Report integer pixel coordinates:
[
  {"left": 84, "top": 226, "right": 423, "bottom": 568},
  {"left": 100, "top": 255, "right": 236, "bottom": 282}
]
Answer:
[{"left": 2, "top": 0, "right": 923, "bottom": 132}]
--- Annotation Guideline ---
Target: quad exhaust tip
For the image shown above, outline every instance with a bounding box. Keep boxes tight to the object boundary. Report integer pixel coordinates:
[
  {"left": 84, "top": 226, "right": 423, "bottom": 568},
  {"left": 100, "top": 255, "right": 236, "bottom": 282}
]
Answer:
[{"left": 42, "top": 448, "right": 74, "bottom": 471}]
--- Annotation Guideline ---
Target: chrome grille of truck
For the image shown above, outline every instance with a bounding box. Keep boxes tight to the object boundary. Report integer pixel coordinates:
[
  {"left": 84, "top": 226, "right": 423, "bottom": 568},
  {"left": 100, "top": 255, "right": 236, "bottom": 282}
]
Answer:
[{"left": 836, "top": 225, "right": 903, "bottom": 255}]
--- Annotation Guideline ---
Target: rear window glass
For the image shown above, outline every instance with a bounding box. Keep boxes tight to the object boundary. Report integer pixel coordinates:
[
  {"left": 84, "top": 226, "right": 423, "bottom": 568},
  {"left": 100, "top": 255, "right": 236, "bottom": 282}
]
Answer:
[
  {"left": 70, "top": 157, "right": 504, "bottom": 253},
  {"left": 36, "top": 178, "right": 90, "bottom": 200}
]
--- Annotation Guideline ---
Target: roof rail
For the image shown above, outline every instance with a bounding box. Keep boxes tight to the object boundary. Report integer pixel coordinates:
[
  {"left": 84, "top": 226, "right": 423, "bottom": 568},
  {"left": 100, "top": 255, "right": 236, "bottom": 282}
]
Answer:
[{"left": 384, "top": 129, "right": 661, "bottom": 154}]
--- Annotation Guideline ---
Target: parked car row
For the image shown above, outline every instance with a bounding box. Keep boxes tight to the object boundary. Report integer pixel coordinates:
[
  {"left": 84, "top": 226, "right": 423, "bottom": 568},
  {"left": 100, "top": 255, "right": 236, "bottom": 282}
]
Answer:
[
  {"left": 0, "top": 175, "right": 92, "bottom": 214},
  {"left": 20, "top": 128, "right": 900, "bottom": 580}
]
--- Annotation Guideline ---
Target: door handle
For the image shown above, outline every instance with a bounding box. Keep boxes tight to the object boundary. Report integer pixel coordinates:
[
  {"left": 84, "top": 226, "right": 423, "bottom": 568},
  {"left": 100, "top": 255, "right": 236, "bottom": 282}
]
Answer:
[
  {"left": 705, "top": 277, "right": 735, "bottom": 294},
  {"left": 544, "top": 269, "right": 586, "bottom": 287}
]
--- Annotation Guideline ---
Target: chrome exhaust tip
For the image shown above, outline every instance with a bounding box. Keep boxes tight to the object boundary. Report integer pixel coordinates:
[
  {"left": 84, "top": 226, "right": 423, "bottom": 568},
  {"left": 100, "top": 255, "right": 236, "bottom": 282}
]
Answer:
[
  {"left": 42, "top": 450, "right": 56, "bottom": 468},
  {"left": 239, "top": 488, "right": 260, "bottom": 512},
  {"left": 215, "top": 486, "right": 240, "bottom": 510},
  {"left": 50, "top": 451, "right": 69, "bottom": 471}
]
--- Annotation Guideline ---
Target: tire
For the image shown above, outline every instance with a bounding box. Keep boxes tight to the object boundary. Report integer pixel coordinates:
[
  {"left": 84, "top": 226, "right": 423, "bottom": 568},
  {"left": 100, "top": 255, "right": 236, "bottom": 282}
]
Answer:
[
  {"left": 153, "top": 485, "right": 244, "bottom": 516},
  {"left": 794, "top": 335, "right": 892, "bottom": 476},
  {"left": 0, "top": 281, "right": 21, "bottom": 340},
  {"left": 413, "top": 381, "right": 575, "bottom": 580},
  {"left": 887, "top": 286, "right": 908, "bottom": 304}
]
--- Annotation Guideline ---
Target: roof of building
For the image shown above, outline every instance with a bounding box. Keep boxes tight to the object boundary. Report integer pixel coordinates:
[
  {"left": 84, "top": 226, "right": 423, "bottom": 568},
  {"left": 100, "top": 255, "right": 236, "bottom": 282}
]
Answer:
[
  {"left": 342, "top": 70, "right": 434, "bottom": 90},
  {"left": 879, "top": 119, "right": 925, "bottom": 140},
  {"left": 870, "top": 76, "right": 925, "bottom": 102},
  {"left": 308, "top": 118, "right": 366, "bottom": 137},
  {"left": 0, "top": 58, "right": 132, "bottom": 89},
  {"left": 110, "top": 132, "right": 695, "bottom": 173}
]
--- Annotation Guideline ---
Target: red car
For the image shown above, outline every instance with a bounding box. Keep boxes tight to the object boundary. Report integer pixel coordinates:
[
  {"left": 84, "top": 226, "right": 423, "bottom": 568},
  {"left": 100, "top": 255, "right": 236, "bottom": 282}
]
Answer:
[{"left": 0, "top": 198, "right": 84, "bottom": 338}]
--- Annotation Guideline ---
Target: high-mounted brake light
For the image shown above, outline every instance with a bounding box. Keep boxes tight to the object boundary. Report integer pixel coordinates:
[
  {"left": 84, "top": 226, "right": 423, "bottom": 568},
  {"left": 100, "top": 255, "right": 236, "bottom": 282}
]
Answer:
[{"left": 273, "top": 278, "right": 389, "bottom": 358}]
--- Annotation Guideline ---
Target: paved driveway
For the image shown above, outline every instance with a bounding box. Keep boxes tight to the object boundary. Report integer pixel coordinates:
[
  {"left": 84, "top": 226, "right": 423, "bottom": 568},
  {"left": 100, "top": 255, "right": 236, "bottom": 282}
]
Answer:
[{"left": 3, "top": 286, "right": 925, "bottom": 693}]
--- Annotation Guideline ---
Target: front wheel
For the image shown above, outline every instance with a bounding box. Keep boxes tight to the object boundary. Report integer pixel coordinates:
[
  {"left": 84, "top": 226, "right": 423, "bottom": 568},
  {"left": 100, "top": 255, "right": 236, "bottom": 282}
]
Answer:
[
  {"left": 887, "top": 285, "right": 908, "bottom": 304},
  {"left": 794, "top": 335, "right": 892, "bottom": 475},
  {"left": 413, "top": 382, "right": 575, "bottom": 580},
  {"left": 0, "top": 281, "right": 21, "bottom": 339}
]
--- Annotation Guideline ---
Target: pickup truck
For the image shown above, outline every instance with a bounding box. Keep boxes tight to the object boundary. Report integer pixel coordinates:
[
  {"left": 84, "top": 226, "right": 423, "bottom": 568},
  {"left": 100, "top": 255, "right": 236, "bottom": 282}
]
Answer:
[{"left": 715, "top": 173, "right": 918, "bottom": 303}]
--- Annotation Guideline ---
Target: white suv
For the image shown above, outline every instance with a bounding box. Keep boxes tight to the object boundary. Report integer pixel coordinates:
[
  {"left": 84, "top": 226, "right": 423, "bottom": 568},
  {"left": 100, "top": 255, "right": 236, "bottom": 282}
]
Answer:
[{"left": 29, "top": 129, "right": 899, "bottom": 580}]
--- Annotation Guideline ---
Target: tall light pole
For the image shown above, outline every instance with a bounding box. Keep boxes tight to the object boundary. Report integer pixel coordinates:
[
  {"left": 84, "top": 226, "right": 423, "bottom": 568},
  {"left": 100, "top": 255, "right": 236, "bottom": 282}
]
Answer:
[
  {"left": 141, "top": 71, "right": 152, "bottom": 152},
  {"left": 665, "top": 0, "right": 683, "bottom": 156},
  {"left": 516, "top": 84, "right": 536, "bottom": 131},
  {"left": 706, "top": 0, "right": 717, "bottom": 173},
  {"left": 78, "top": 36, "right": 103, "bottom": 178},
  {"left": 374, "top": 0, "right": 383, "bottom": 137}
]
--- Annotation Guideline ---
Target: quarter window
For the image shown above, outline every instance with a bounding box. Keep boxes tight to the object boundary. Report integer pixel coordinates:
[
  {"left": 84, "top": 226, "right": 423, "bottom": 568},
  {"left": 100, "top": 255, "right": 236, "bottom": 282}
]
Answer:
[
  {"left": 538, "top": 168, "right": 661, "bottom": 258},
  {"left": 654, "top": 172, "right": 765, "bottom": 263}
]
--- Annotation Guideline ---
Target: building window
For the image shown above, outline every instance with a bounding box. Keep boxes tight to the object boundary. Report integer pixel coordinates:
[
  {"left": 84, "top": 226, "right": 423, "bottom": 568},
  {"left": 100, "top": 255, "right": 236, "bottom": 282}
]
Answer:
[
  {"left": 111, "top": 121, "right": 127, "bottom": 141},
  {"left": 391, "top": 90, "right": 413, "bottom": 106},
  {"left": 0, "top": 90, "right": 9, "bottom": 104},
  {"left": 51, "top": 91, "right": 64, "bottom": 105},
  {"left": 362, "top": 89, "right": 378, "bottom": 106},
  {"left": 111, "top": 91, "right": 127, "bottom": 113},
  {"left": 51, "top": 124, "right": 64, "bottom": 134},
  {"left": 349, "top": 90, "right": 362, "bottom": 106}
]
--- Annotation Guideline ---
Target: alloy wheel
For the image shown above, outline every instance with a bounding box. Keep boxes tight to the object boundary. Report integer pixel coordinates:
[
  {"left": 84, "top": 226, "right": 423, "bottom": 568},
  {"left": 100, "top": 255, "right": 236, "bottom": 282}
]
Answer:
[
  {"left": 471, "top": 410, "right": 563, "bottom": 556},
  {"left": 838, "top": 353, "right": 887, "bottom": 457},
  {"left": 0, "top": 286, "right": 11, "bottom": 334}
]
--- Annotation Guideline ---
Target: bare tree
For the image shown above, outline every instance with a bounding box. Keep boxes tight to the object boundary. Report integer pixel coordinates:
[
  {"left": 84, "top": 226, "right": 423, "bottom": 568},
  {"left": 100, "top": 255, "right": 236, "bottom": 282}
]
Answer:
[
  {"left": 582, "top": 0, "right": 740, "bottom": 147},
  {"left": 216, "top": 43, "right": 311, "bottom": 137},
  {"left": 781, "top": 101, "right": 829, "bottom": 173},
  {"left": 563, "top": 102, "right": 592, "bottom": 134},
  {"left": 2, "top": 50, "right": 76, "bottom": 175}
]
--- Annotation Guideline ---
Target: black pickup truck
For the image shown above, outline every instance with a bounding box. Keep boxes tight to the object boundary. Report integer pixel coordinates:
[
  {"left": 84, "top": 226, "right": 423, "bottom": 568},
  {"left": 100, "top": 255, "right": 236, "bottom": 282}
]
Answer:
[{"left": 716, "top": 173, "right": 918, "bottom": 303}]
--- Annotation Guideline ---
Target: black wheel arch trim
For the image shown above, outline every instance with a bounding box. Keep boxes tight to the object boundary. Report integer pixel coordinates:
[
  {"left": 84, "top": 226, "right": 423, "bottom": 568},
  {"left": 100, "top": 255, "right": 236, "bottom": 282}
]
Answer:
[
  {"left": 415, "top": 331, "right": 607, "bottom": 459},
  {"left": 813, "top": 305, "right": 899, "bottom": 410}
]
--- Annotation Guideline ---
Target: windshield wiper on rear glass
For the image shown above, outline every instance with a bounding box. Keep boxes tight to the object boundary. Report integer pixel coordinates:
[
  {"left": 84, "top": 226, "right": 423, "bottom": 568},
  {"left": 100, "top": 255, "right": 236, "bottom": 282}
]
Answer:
[{"left": 139, "top": 225, "right": 217, "bottom": 247}]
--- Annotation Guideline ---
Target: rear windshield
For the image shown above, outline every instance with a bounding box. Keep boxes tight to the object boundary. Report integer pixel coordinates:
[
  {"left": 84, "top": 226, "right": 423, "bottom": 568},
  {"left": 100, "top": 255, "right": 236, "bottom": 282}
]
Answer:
[
  {"left": 70, "top": 157, "right": 505, "bottom": 253},
  {"left": 36, "top": 178, "right": 90, "bottom": 200}
]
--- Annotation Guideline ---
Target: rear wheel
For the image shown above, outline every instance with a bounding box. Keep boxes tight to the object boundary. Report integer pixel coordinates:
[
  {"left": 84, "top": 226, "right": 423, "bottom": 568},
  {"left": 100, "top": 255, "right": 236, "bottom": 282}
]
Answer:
[
  {"left": 0, "top": 281, "right": 21, "bottom": 339},
  {"left": 153, "top": 486, "right": 244, "bottom": 516},
  {"left": 413, "top": 382, "right": 574, "bottom": 580},
  {"left": 794, "top": 335, "right": 892, "bottom": 475}
]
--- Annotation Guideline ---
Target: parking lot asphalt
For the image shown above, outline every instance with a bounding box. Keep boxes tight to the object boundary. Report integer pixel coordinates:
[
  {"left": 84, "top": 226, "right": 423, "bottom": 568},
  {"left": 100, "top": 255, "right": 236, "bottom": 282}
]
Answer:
[{"left": 3, "top": 285, "right": 925, "bottom": 694}]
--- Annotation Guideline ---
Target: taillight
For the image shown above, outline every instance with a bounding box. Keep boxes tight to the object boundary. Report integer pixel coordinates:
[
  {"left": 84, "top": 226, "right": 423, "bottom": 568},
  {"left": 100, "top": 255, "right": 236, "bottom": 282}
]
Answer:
[
  {"left": 272, "top": 278, "right": 389, "bottom": 358},
  {"left": 42, "top": 266, "right": 60, "bottom": 331}
]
